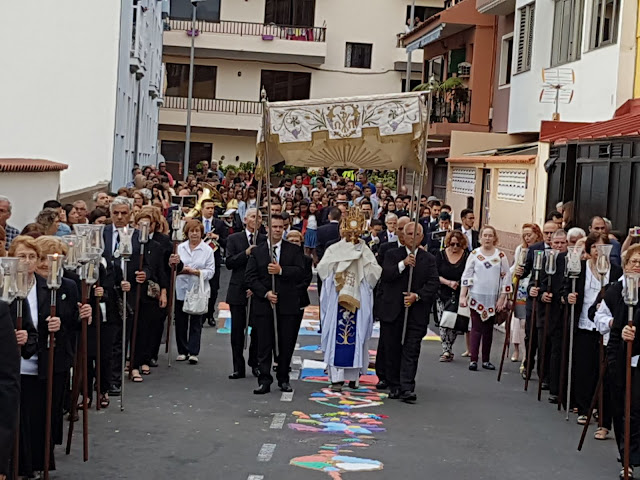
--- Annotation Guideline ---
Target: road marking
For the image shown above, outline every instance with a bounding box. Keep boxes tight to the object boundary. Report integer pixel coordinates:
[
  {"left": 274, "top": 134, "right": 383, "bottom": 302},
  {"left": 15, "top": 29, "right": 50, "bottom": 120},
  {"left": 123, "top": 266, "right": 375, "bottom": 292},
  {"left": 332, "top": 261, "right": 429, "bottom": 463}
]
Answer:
[
  {"left": 257, "top": 443, "right": 276, "bottom": 462},
  {"left": 292, "top": 355, "right": 302, "bottom": 365},
  {"left": 290, "top": 370, "right": 300, "bottom": 380},
  {"left": 247, "top": 475, "right": 264, "bottom": 480},
  {"left": 270, "top": 413, "right": 286, "bottom": 429},
  {"left": 280, "top": 391, "right": 294, "bottom": 402}
]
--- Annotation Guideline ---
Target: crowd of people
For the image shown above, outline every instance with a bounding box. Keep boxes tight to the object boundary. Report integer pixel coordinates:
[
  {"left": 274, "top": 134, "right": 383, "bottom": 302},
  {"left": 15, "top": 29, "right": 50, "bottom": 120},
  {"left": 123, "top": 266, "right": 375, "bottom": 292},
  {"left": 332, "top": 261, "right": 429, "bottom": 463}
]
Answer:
[{"left": 1, "top": 162, "right": 640, "bottom": 480}]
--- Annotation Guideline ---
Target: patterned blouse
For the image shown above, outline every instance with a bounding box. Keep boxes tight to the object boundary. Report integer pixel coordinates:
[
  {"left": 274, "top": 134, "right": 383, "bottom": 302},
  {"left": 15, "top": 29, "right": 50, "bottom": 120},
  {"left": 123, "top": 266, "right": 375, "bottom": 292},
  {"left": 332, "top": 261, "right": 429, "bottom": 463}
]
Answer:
[{"left": 461, "top": 248, "right": 512, "bottom": 321}]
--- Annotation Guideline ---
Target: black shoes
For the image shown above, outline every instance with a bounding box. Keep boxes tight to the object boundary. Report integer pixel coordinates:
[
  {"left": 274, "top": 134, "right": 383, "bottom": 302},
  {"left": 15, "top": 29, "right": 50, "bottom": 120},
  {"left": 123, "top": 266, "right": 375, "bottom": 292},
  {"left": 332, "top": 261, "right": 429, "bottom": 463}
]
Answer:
[
  {"left": 207, "top": 318, "right": 216, "bottom": 327},
  {"left": 108, "top": 384, "right": 121, "bottom": 396},
  {"left": 149, "top": 358, "right": 158, "bottom": 367},
  {"left": 229, "top": 372, "right": 245, "bottom": 380},
  {"left": 348, "top": 381, "right": 360, "bottom": 390},
  {"left": 548, "top": 395, "right": 558, "bottom": 404},
  {"left": 253, "top": 384, "right": 270, "bottom": 395},
  {"left": 400, "top": 391, "right": 417, "bottom": 403},
  {"left": 541, "top": 382, "right": 550, "bottom": 390},
  {"left": 389, "top": 389, "right": 400, "bottom": 399},
  {"left": 375, "top": 380, "right": 388, "bottom": 390},
  {"left": 251, "top": 367, "right": 260, "bottom": 378},
  {"left": 279, "top": 382, "right": 293, "bottom": 392},
  {"left": 482, "top": 362, "right": 496, "bottom": 370},
  {"left": 469, "top": 362, "right": 478, "bottom": 371}
]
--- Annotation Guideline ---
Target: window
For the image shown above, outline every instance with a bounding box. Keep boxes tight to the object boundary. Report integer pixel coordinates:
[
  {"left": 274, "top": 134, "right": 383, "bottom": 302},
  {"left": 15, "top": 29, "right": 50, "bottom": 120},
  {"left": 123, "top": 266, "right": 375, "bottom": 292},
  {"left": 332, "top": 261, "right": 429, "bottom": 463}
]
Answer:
[
  {"left": 260, "top": 70, "right": 311, "bottom": 102},
  {"left": 160, "top": 141, "right": 212, "bottom": 176},
  {"left": 499, "top": 34, "right": 514, "bottom": 86},
  {"left": 405, "top": 5, "right": 443, "bottom": 25},
  {"left": 497, "top": 169, "right": 528, "bottom": 202},
  {"left": 451, "top": 167, "right": 476, "bottom": 196},
  {"left": 432, "top": 162, "right": 448, "bottom": 201},
  {"left": 165, "top": 64, "right": 217, "bottom": 99},
  {"left": 428, "top": 56, "right": 444, "bottom": 82},
  {"left": 402, "top": 79, "right": 422, "bottom": 92},
  {"left": 265, "top": 0, "right": 316, "bottom": 26},
  {"left": 550, "top": 0, "right": 584, "bottom": 66},
  {"left": 448, "top": 48, "right": 466, "bottom": 76},
  {"left": 590, "top": 0, "right": 619, "bottom": 49},
  {"left": 345, "top": 43, "right": 373, "bottom": 69},
  {"left": 170, "top": 0, "right": 220, "bottom": 21},
  {"left": 516, "top": 3, "right": 535, "bottom": 73}
]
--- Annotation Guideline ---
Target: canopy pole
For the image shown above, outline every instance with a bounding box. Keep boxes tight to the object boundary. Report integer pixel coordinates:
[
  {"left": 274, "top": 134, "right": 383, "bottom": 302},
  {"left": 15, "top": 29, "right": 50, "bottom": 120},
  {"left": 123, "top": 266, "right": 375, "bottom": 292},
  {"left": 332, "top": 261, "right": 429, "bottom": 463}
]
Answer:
[
  {"left": 402, "top": 91, "right": 432, "bottom": 345},
  {"left": 261, "top": 88, "right": 279, "bottom": 359}
]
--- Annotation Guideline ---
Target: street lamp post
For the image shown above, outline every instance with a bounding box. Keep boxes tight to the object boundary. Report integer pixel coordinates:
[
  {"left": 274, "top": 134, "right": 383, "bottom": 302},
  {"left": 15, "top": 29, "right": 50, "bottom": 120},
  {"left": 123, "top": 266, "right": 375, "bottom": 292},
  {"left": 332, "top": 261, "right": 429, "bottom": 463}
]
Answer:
[
  {"left": 404, "top": 0, "right": 416, "bottom": 93},
  {"left": 183, "top": 0, "right": 199, "bottom": 180}
]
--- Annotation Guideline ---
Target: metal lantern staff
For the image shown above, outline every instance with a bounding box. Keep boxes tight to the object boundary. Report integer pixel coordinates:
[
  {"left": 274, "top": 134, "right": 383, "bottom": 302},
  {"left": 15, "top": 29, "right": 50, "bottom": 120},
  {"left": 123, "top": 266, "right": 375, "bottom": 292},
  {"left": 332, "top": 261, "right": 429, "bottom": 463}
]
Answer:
[
  {"left": 498, "top": 247, "right": 529, "bottom": 381},
  {"left": 261, "top": 89, "right": 280, "bottom": 358},
  {"left": 245, "top": 174, "right": 264, "bottom": 351},
  {"left": 167, "top": 209, "right": 184, "bottom": 367},
  {"left": 1, "top": 257, "right": 20, "bottom": 480},
  {"left": 537, "top": 249, "right": 558, "bottom": 401},
  {"left": 44, "top": 254, "right": 64, "bottom": 480},
  {"left": 622, "top": 273, "right": 639, "bottom": 480},
  {"left": 524, "top": 250, "right": 545, "bottom": 391},
  {"left": 402, "top": 84, "right": 435, "bottom": 346},
  {"left": 564, "top": 245, "right": 583, "bottom": 420},
  {"left": 87, "top": 226, "right": 105, "bottom": 412},
  {"left": 595, "top": 244, "right": 613, "bottom": 426},
  {"left": 117, "top": 226, "right": 134, "bottom": 411},
  {"left": 129, "top": 220, "right": 150, "bottom": 380}
]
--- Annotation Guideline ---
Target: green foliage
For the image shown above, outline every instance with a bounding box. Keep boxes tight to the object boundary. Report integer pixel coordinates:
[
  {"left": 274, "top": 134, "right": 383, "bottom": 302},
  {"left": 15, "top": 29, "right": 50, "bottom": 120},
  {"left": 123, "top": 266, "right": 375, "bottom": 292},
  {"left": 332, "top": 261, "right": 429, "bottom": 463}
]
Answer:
[
  {"left": 222, "top": 164, "right": 237, "bottom": 174},
  {"left": 238, "top": 161, "right": 256, "bottom": 173},
  {"left": 370, "top": 170, "right": 397, "bottom": 190},
  {"left": 439, "top": 77, "right": 465, "bottom": 91}
]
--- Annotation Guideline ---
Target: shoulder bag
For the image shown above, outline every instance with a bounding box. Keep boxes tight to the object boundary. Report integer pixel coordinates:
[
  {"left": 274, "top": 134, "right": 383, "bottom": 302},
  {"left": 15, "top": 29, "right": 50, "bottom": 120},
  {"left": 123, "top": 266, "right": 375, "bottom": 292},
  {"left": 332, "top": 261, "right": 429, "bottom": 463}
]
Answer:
[{"left": 183, "top": 272, "right": 210, "bottom": 315}]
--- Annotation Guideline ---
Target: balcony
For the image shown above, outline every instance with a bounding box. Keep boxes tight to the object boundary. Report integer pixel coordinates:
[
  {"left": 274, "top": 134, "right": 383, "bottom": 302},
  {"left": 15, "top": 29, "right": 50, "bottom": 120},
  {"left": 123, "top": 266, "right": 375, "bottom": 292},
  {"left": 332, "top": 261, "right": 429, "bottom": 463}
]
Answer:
[
  {"left": 159, "top": 96, "right": 262, "bottom": 132},
  {"left": 163, "top": 19, "right": 327, "bottom": 65},
  {"left": 476, "top": 0, "right": 516, "bottom": 15}
]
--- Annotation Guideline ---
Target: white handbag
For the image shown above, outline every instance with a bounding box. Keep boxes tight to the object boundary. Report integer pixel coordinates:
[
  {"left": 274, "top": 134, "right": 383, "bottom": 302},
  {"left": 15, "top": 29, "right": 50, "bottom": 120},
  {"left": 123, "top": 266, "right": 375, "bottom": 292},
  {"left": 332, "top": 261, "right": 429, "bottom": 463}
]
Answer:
[{"left": 182, "top": 272, "right": 210, "bottom": 315}]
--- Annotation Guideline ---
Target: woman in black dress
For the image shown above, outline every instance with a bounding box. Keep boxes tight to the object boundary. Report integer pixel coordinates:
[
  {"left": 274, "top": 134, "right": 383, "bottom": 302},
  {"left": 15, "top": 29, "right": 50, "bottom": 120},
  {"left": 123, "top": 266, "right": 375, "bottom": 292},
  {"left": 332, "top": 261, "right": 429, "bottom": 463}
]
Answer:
[{"left": 436, "top": 231, "right": 469, "bottom": 362}]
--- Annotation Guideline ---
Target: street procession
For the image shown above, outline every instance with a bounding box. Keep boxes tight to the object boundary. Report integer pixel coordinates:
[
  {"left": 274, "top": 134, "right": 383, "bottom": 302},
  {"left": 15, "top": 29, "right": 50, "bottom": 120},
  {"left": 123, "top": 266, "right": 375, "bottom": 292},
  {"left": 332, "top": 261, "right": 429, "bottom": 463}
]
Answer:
[{"left": 2, "top": 1, "right": 640, "bottom": 479}]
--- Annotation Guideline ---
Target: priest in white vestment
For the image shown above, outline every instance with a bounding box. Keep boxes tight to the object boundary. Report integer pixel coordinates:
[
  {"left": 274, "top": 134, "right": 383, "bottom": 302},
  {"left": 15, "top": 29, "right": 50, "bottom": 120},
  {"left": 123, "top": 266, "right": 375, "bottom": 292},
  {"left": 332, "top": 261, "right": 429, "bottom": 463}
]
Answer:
[{"left": 317, "top": 208, "right": 382, "bottom": 391}]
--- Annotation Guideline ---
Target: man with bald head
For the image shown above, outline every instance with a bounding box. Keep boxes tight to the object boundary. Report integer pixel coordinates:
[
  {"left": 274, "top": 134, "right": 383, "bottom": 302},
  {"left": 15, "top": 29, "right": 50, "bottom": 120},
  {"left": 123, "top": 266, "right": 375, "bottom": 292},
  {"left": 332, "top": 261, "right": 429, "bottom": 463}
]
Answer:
[{"left": 380, "top": 221, "right": 439, "bottom": 403}]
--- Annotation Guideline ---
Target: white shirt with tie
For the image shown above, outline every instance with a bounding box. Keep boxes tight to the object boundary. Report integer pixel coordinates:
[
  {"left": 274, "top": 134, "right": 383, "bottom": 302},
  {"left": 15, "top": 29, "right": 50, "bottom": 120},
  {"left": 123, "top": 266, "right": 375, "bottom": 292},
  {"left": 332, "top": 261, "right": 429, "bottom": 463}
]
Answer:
[
  {"left": 461, "top": 226, "right": 473, "bottom": 251},
  {"left": 202, "top": 216, "right": 214, "bottom": 234}
]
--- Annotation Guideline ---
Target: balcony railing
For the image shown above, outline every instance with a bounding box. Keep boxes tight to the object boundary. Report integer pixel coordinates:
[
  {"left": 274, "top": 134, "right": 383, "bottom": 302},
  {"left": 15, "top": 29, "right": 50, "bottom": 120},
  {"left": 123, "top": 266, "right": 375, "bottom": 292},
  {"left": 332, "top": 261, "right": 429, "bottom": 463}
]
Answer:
[
  {"left": 167, "top": 19, "right": 326, "bottom": 43},
  {"left": 430, "top": 89, "right": 472, "bottom": 124},
  {"left": 163, "top": 96, "right": 263, "bottom": 115}
]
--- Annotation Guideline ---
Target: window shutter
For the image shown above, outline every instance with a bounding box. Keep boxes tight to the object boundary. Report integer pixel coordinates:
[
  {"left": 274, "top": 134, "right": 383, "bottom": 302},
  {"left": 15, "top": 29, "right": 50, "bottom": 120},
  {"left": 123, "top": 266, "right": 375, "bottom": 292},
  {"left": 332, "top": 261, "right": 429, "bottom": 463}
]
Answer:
[
  {"left": 517, "top": 7, "right": 527, "bottom": 72},
  {"left": 526, "top": 5, "right": 535, "bottom": 70}
]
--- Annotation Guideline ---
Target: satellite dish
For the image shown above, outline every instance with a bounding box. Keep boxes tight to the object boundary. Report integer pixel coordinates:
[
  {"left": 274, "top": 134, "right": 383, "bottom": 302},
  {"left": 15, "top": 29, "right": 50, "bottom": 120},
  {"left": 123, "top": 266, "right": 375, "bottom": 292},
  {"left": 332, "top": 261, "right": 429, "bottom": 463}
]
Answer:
[{"left": 539, "top": 67, "right": 575, "bottom": 121}]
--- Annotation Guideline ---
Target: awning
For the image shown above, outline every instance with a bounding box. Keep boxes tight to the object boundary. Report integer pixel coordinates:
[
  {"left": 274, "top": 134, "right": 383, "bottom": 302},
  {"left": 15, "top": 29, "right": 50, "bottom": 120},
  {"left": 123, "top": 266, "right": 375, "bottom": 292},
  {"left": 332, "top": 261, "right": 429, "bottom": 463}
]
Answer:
[
  {"left": 406, "top": 25, "right": 445, "bottom": 52},
  {"left": 257, "top": 92, "right": 429, "bottom": 171},
  {"left": 447, "top": 155, "right": 536, "bottom": 164}
]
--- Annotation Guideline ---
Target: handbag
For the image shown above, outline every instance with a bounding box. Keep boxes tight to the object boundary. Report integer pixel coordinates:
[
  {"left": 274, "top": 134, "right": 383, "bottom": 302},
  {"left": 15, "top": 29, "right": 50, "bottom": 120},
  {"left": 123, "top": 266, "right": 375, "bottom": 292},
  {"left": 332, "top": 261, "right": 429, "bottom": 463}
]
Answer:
[
  {"left": 183, "top": 273, "right": 210, "bottom": 315},
  {"left": 439, "top": 297, "right": 459, "bottom": 329}
]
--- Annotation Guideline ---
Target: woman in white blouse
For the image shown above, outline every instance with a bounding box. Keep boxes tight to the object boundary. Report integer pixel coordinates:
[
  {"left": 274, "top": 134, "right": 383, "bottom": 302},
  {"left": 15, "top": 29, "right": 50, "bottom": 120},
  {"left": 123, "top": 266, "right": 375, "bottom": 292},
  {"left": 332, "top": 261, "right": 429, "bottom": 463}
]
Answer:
[
  {"left": 460, "top": 226, "right": 511, "bottom": 371},
  {"left": 169, "top": 220, "right": 216, "bottom": 365}
]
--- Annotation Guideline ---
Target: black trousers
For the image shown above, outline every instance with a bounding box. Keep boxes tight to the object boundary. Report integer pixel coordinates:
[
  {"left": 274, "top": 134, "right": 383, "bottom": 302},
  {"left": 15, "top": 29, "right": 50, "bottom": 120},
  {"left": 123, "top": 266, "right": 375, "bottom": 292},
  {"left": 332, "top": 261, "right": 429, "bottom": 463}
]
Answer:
[
  {"left": 174, "top": 299, "right": 203, "bottom": 356},
  {"left": 87, "top": 321, "right": 118, "bottom": 396},
  {"left": 150, "top": 307, "right": 167, "bottom": 361},
  {"left": 110, "top": 308, "right": 124, "bottom": 388},
  {"left": 229, "top": 304, "right": 258, "bottom": 375},
  {"left": 132, "top": 300, "right": 164, "bottom": 369},
  {"left": 612, "top": 369, "right": 640, "bottom": 467},
  {"left": 536, "top": 325, "right": 552, "bottom": 385},
  {"left": 254, "top": 312, "right": 298, "bottom": 386},
  {"left": 206, "top": 271, "right": 221, "bottom": 322},
  {"left": 548, "top": 319, "right": 564, "bottom": 396},
  {"left": 572, "top": 329, "right": 600, "bottom": 416},
  {"left": 523, "top": 307, "right": 539, "bottom": 378},
  {"left": 382, "top": 311, "right": 429, "bottom": 393}
]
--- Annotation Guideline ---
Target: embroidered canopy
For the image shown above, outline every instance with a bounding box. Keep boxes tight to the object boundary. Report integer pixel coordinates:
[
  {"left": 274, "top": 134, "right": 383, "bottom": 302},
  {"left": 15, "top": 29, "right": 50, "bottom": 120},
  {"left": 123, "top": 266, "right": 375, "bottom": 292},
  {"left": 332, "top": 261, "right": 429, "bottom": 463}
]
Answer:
[{"left": 257, "top": 92, "right": 428, "bottom": 171}]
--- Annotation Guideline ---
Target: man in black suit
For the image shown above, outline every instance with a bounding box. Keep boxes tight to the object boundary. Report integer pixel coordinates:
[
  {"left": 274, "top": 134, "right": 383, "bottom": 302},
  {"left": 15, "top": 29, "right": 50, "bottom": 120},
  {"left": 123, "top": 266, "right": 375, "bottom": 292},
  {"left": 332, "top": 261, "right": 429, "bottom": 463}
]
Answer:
[
  {"left": 378, "top": 213, "right": 398, "bottom": 246},
  {"left": 225, "top": 208, "right": 263, "bottom": 379},
  {"left": 456, "top": 208, "right": 480, "bottom": 251},
  {"left": 315, "top": 207, "right": 342, "bottom": 300},
  {"left": 516, "top": 220, "right": 559, "bottom": 381},
  {"left": 529, "top": 230, "right": 568, "bottom": 402},
  {"left": 426, "top": 212, "right": 452, "bottom": 254},
  {"left": 196, "top": 198, "right": 229, "bottom": 327},
  {"left": 246, "top": 214, "right": 304, "bottom": 394},
  {"left": 381, "top": 222, "right": 439, "bottom": 403}
]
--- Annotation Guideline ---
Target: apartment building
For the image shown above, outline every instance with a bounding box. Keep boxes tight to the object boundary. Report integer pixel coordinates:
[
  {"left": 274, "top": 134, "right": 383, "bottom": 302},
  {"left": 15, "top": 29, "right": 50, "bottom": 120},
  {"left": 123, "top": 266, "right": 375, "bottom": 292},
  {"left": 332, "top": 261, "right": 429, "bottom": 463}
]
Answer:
[
  {"left": 158, "top": 0, "right": 443, "bottom": 178},
  {"left": 0, "top": 0, "right": 165, "bottom": 198}
]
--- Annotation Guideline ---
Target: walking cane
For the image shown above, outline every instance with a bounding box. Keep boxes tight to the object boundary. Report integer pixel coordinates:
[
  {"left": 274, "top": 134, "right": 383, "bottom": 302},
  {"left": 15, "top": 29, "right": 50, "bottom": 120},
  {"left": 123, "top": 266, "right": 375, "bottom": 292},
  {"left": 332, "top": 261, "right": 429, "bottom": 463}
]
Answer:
[
  {"left": 498, "top": 248, "right": 528, "bottom": 382},
  {"left": 117, "top": 227, "right": 134, "bottom": 411},
  {"left": 538, "top": 250, "right": 558, "bottom": 401},
  {"left": 129, "top": 221, "right": 150, "bottom": 379},
  {"left": 524, "top": 250, "right": 544, "bottom": 391},
  {"left": 622, "top": 273, "right": 639, "bottom": 480},
  {"left": 558, "top": 304, "right": 569, "bottom": 411},
  {"left": 565, "top": 245, "right": 583, "bottom": 421},
  {"left": 167, "top": 209, "right": 183, "bottom": 367},
  {"left": 44, "top": 254, "right": 64, "bottom": 480}
]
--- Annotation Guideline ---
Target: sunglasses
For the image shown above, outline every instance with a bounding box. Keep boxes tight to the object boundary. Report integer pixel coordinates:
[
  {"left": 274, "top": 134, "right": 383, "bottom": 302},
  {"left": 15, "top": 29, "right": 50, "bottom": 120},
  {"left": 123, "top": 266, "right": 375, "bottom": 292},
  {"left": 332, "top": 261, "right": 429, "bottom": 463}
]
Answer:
[{"left": 449, "top": 242, "right": 461, "bottom": 247}]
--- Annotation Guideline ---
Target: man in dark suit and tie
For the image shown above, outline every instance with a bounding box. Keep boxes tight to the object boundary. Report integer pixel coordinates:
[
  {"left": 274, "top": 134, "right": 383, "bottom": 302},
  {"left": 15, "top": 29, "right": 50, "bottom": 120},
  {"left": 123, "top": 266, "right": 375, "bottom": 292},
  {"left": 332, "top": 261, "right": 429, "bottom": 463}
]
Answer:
[
  {"left": 225, "top": 208, "right": 263, "bottom": 379},
  {"left": 196, "top": 198, "right": 229, "bottom": 327},
  {"left": 456, "top": 208, "right": 480, "bottom": 251},
  {"left": 381, "top": 222, "right": 439, "bottom": 403},
  {"left": 246, "top": 214, "right": 304, "bottom": 394},
  {"left": 315, "top": 207, "right": 342, "bottom": 299}
]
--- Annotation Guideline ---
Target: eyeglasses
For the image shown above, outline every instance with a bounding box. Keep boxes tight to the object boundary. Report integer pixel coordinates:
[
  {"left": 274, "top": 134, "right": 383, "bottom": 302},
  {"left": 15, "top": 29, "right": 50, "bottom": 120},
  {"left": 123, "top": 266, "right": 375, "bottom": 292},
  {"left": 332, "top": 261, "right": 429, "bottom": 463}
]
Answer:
[{"left": 628, "top": 259, "right": 640, "bottom": 266}]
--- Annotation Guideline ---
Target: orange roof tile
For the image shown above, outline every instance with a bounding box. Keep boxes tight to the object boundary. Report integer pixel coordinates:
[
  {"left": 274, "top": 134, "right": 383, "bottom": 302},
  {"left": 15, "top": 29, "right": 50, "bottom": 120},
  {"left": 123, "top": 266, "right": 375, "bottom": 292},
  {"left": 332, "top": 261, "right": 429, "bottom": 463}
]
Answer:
[{"left": 0, "top": 158, "right": 68, "bottom": 173}]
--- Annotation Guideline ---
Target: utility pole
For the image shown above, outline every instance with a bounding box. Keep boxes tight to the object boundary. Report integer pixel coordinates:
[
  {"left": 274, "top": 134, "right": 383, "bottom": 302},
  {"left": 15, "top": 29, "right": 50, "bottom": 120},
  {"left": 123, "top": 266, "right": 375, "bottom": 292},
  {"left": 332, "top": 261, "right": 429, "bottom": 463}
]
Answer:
[{"left": 183, "top": 0, "right": 198, "bottom": 180}]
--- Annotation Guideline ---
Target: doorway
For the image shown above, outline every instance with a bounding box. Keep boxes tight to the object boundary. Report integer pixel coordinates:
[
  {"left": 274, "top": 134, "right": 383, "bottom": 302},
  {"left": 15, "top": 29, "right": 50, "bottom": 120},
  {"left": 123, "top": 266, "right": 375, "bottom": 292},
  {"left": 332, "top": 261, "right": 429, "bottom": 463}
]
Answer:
[{"left": 479, "top": 169, "right": 491, "bottom": 227}]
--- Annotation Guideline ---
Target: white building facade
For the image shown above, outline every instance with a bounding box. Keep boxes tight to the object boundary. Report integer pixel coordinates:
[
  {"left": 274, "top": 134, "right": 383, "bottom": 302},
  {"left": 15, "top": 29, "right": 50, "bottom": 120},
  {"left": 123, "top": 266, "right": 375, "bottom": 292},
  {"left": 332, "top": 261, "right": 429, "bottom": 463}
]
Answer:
[
  {"left": 0, "top": 0, "right": 165, "bottom": 198},
  {"left": 159, "top": 0, "right": 442, "bottom": 177},
  {"left": 508, "top": 0, "right": 637, "bottom": 133}
]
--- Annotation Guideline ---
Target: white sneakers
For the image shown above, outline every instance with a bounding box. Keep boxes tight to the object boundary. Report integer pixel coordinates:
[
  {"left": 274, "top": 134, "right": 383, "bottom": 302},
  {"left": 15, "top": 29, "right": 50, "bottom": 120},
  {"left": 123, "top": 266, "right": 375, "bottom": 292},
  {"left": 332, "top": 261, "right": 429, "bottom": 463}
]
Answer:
[
  {"left": 176, "top": 354, "right": 187, "bottom": 361},
  {"left": 176, "top": 354, "right": 198, "bottom": 364},
  {"left": 188, "top": 355, "right": 198, "bottom": 364}
]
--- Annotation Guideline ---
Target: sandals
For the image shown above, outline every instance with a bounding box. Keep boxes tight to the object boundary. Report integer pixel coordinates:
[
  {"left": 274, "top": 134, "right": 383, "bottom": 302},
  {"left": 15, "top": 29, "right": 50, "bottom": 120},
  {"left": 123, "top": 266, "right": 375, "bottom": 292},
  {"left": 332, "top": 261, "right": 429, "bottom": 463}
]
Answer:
[
  {"left": 461, "top": 351, "right": 471, "bottom": 358},
  {"left": 141, "top": 365, "right": 151, "bottom": 375},
  {"left": 594, "top": 427, "right": 609, "bottom": 440},
  {"left": 439, "top": 353, "right": 453, "bottom": 362},
  {"left": 131, "top": 370, "right": 143, "bottom": 383},
  {"left": 619, "top": 466, "right": 634, "bottom": 479},
  {"left": 511, "top": 353, "right": 519, "bottom": 362},
  {"left": 100, "top": 394, "right": 110, "bottom": 408},
  {"left": 577, "top": 415, "right": 588, "bottom": 425}
]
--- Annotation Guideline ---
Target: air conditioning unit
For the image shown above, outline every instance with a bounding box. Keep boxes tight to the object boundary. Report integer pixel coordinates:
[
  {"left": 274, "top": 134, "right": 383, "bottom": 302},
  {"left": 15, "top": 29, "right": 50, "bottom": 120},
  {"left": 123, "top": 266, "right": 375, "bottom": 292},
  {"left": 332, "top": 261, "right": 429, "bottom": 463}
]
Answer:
[{"left": 458, "top": 62, "right": 471, "bottom": 77}]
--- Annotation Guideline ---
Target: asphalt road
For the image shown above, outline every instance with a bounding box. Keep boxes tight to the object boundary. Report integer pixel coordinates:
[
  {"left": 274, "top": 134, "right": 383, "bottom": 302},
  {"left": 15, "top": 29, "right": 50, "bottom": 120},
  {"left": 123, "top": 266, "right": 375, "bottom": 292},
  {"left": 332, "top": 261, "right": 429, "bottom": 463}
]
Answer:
[{"left": 57, "top": 267, "right": 619, "bottom": 480}]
